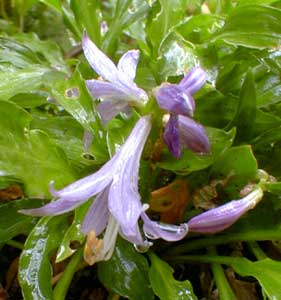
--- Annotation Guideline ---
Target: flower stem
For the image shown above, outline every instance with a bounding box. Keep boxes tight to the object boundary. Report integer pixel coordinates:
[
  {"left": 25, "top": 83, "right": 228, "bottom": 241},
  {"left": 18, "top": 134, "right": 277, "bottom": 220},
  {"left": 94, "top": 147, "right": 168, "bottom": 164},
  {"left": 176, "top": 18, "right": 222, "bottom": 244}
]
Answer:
[
  {"left": 168, "top": 254, "right": 246, "bottom": 266},
  {"left": 53, "top": 247, "right": 83, "bottom": 300},
  {"left": 165, "top": 229, "right": 281, "bottom": 255},
  {"left": 5, "top": 239, "right": 24, "bottom": 249},
  {"left": 247, "top": 241, "right": 267, "bottom": 260},
  {"left": 208, "top": 247, "right": 236, "bottom": 300}
]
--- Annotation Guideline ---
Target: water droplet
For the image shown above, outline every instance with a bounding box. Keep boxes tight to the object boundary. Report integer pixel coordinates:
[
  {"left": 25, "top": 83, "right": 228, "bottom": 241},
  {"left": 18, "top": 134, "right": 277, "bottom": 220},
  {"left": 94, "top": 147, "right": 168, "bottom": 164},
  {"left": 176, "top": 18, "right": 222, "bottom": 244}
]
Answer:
[{"left": 134, "top": 241, "right": 152, "bottom": 253}]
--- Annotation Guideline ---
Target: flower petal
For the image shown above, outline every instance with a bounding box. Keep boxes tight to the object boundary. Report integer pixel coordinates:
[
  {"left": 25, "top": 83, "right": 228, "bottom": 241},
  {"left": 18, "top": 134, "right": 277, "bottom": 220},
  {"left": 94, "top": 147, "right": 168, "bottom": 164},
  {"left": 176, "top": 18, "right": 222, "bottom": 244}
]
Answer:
[
  {"left": 188, "top": 188, "right": 263, "bottom": 233},
  {"left": 19, "top": 197, "right": 84, "bottom": 216},
  {"left": 179, "top": 67, "right": 207, "bottom": 94},
  {"left": 82, "top": 32, "right": 118, "bottom": 82},
  {"left": 108, "top": 116, "right": 152, "bottom": 234},
  {"left": 119, "top": 223, "right": 152, "bottom": 249},
  {"left": 163, "top": 114, "right": 181, "bottom": 158},
  {"left": 81, "top": 187, "right": 110, "bottom": 235},
  {"left": 141, "top": 213, "right": 188, "bottom": 241},
  {"left": 98, "top": 214, "right": 119, "bottom": 261},
  {"left": 97, "top": 99, "right": 129, "bottom": 125},
  {"left": 155, "top": 84, "right": 194, "bottom": 116},
  {"left": 117, "top": 49, "right": 140, "bottom": 80},
  {"left": 48, "top": 152, "right": 120, "bottom": 202},
  {"left": 178, "top": 115, "right": 210, "bottom": 154},
  {"left": 86, "top": 79, "right": 129, "bottom": 101}
]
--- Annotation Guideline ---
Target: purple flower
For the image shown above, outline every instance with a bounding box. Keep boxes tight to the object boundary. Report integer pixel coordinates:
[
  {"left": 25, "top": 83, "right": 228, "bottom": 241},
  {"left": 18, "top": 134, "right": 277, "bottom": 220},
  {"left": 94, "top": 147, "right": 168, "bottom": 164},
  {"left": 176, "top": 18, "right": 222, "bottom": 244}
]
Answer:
[
  {"left": 20, "top": 116, "right": 188, "bottom": 262},
  {"left": 82, "top": 32, "right": 148, "bottom": 124},
  {"left": 187, "top": 187, "right": 263, "bottom": 233},
  {"left": 155, "top": 67, "right": 210, "bottom": 158}
]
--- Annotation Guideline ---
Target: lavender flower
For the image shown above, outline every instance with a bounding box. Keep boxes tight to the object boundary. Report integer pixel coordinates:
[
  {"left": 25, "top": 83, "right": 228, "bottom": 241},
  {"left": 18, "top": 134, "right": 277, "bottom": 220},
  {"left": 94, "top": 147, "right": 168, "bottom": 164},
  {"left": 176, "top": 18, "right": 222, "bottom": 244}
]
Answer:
[
  {"left": 187, "top": 187, "right": 263, "bottom": 233},
  {"left": 82, "top": 32, "right": 148, "bottom": 124},
  {"left": 155, "top": 67, "right": 210, "bottom": 158},
  {"left": 20, "top": 116, "right": 188, "bottom": 263}
]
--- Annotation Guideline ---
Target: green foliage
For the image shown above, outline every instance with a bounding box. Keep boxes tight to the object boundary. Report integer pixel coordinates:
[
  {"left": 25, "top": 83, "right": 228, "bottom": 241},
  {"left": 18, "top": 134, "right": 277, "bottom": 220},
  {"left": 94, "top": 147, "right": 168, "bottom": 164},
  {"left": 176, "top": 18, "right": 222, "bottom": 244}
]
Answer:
[
  {"left": 98, "top": 238, "right": 153, "bottom": 300},
  {"left": 18, "top": 215, "right": 69, "bottom": 300},
  {"left": 1, "top": 1, "right": 281, "bottom": 299},
  {"left": 149, "top": 252, "right": 197, "bottom": 300}
]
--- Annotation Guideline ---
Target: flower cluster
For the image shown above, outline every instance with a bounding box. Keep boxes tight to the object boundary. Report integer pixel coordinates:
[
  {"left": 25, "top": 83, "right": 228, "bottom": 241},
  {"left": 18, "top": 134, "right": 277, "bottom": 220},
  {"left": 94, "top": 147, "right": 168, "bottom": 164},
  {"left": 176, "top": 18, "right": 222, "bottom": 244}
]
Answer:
[
  {"left": 20, "top": 34, "right": 263, "bottom": 264},
  {"left": 155, "top": 68, "right": 210, "bottom": 158}
]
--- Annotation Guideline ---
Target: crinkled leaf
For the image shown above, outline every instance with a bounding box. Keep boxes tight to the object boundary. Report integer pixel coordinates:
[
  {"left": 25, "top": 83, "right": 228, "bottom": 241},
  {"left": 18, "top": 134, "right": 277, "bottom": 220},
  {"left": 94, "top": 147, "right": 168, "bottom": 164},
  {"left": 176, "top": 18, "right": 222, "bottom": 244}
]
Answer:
[
  {"left": 146, "top": 0, "right": 186, "bottom": 58},
  {"left": 149, "top": 252, "right": 197, "bottom": 300},
  {"left": 0, "top": 199, "right": 43, "bottom": 243},
  {"left": 50, "top": 68, "right": 108, "bottom": 163},
  {"left": 98, "top": 238, "right": 153, "bottom": 300},
  {"left": 159, "top": 32, "right": 198, "bottom": 78},
  {"left": 0, "top": 100, "right": 75, "bottom": 197},
  {"left": 19, "top": 215, "right": 69, "bottom": 300},
  {"left": 176, "top": 14, "right": 223, "bottom": 44},
  {"left": 212, "top": 5, "right": 281, "bottom": 49}
]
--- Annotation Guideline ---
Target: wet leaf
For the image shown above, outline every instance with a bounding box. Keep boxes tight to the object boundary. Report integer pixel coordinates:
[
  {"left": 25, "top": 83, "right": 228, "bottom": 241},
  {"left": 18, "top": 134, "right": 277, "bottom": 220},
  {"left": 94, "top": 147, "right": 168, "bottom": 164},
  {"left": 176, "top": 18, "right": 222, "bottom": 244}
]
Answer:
[
  {"left": 0, "top": 100, "right": 75, "bottom": 197},
  {"left": 18, "top": 215, "right": 69, "bottom": 300},
  {"left": 98, "top": 238, "right": 153, "bottom": 300},
  {"left": 212, "top": 5, "right": 281, "bottom": 49},
  {"left": 149, "top": 252, "right": 197, "bottom": 300},
  {"left": 0, "top": 199, "right": 43, "bottom": 243}
]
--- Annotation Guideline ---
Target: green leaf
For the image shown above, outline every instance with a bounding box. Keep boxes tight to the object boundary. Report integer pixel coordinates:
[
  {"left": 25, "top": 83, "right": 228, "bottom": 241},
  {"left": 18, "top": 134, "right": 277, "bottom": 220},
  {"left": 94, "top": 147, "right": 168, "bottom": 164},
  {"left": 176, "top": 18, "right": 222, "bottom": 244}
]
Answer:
[
  {"left": 159, "top": 31, "right": 198, "bottom": 78},
  {"left": 31, "top": 115, "right": 97, "bottom": 170},
  {"left": 149, "top": 252, "right": 197, "bottom": 300},
  {"left": 158, "top": 127, "right": 236, "bottom": 174},
  {"left": 40, "top": 0, "right": 62, "bottom": 12},
  {"left": 230, "top": 258, "right": 281, "bottom": 300},
  {"left": 0, "top": 67, "right": 59, "bottom": 100},
  {"left": 146, "top": 0, "right": 186, "bottom": 58},
  {"left": 0, "top": 198, "right": 43, "bottom": 243},
  {"left": 70, "top": 0, "right": 101, "bottom": 46},
  {"left": 263, "top": 182, "right": 281, "bottom": 195},
  {"left": 98, "top": 238, "right": 153, "bottom": 300},
  {"left": 0, "top": 100, "right": 75, "bottom": 197},
  {"left": 19, "top": 215, "right": 69, "bottom": 300},
  {"left": 56, "top": 201, "right": 91, "bottom": 262},
  {"left": 212, "top": 5, "right": 281, "bottom": 49},
  {"left": 227, "top": 69, "right": 257, "bottom": 141},
  {"left": 176, "top": 14, "right": 223, "bottom": 44},
  {"left": 50, "top": 68, "right": 108, "bottom": 163},
  {"left": 211, "top": 146, "right": 258, "bottom": 197}
]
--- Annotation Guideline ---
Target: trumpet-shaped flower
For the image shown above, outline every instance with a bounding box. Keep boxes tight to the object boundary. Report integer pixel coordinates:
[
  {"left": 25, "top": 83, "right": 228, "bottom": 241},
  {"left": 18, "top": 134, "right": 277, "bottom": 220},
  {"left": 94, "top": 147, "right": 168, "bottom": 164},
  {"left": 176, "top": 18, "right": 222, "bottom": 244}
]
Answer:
[
  {"left": 82, "top": 32, "right": 148, "bottom": 124},
  {"left": 155, "top": 67, "right": 210, "bottom": 158},
  {"left": 20, "top": 116, "right": 188, "bottom": 263},
  {"left": 187, "top": 187, "right": 263, "bottom": 233}
]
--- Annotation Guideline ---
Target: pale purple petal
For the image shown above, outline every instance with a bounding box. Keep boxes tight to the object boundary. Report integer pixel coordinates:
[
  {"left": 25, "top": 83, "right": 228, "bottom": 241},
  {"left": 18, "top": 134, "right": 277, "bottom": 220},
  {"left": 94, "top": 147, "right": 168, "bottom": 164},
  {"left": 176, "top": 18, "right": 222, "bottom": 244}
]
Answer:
[
  {"left": 119, "top": 223, "right": 152, "bottom": 248},
  {"left": 81, "top": 188, "right": 110, "bottom": 235},
  {"left": 86, "top": 79, "right": 129, "bottom": 101},
  {"left": 179, "top": 67, "right": 207, "bottom": 94},
  {"left": 163, "top": 114, "right": 181, "bottom": 158},
  {"left": 141, "top": 213, "right": 188, "bottom": 241},
  {"left": 82, "top": 32, "right": 118, "bottom": 82},
  {"left": 97, "top": 99, "right": 129, "bottom": 125},
  {"left": 108, "top": 116, "right": 152, "bottom": 236},
  {"left": 19, "top": 198, "right": 85, "bottom": 216},
  {"left": 48, "top": 152, "right": 120, "bottom": 201},
  {"left": 178, "top": 115, "right": 210, "bottom": 154},
  {"left": 155, "top": 84, "right": 195, "bottom": 116},
  {"left": 117, "top": 50, "right": 140, "bottom": 80}
]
